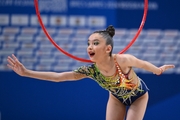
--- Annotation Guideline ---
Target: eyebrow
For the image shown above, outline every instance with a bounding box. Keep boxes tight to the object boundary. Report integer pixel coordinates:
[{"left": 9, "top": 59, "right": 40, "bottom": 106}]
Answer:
[{"left": 88, "top": 39, "right": 100, "bottom": 42}]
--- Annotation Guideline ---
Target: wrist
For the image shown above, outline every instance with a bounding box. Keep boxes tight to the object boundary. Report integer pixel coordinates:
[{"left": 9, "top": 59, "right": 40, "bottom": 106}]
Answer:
[
  {"left": 157, "top": 68, "right": 163, "bottom": 75},
  {"left": 23, "top": 68, "right": 30, "bottom": 77}
]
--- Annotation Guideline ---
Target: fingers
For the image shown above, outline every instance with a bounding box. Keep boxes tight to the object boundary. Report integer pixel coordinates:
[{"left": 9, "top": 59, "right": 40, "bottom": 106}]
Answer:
[
  {"left": 7, "top": 54, "right": 20, "bottom": 64},
  {"left": 12, "top": 54, "right": 17, "bottom": 61},
  {"left": 158, "top": 65, "right": 175, "bottom": 74},
  {"left": 7, "top": 54, "right": 20, "bottom": 69},
  {"left": 166, "top": 65, "right": 175, "bottom": 70},
  {"left": 7, "top": 63, "right": 14, "bottom": 70},
  {"left": 8, "top": 56, "right": 15, "bottom": 63},
  {"left": 12, "top": 54, "right": 21, "bottom": 64},
  {"left": 160, "top": 65, "right": 175, "bottom": 73},
  {"left": 169, "top": 65, "right": 175, "bottom": 68},
  {"left": 7, "top": 56, "right": 15, "bottom": 66}
]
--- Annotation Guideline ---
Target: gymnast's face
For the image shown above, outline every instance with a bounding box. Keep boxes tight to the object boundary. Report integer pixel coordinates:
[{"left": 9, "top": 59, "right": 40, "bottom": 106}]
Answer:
[{"left": 87, "top": 33, "right": 112, "bottom": 62}]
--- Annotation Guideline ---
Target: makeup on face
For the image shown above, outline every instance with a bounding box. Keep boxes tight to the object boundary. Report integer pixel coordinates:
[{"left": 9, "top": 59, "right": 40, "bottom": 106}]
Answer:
[
  {"left": 87, "top": 34, "right": 107, "bottom": 60},
  {"left": 87, "top": 40, "right": 97, "bottom": 57}
]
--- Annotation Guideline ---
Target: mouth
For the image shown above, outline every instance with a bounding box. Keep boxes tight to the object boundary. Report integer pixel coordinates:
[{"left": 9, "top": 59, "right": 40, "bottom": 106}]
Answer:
[{"left": 88, "top": 52, "right": 95, "bottom": 57}]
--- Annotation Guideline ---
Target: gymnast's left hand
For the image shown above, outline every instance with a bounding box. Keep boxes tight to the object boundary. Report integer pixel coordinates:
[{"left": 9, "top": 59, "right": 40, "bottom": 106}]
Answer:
[{"left": 158, "top": 64, "right": 175, "bottom": 74}]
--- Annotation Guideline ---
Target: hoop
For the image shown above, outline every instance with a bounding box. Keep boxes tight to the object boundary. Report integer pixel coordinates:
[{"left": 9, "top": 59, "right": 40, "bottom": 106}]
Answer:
[{"left": 34, "top": 0, "right": 148, "bottom": 63}]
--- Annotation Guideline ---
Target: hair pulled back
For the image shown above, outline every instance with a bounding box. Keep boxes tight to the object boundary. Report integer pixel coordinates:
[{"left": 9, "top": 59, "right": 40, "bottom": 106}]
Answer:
[
  {"left": 106, "top": 25, "right": 115, "bottom": 38},
  {"left": 93, "top": 25, "right": 115, "bottom": 56}
]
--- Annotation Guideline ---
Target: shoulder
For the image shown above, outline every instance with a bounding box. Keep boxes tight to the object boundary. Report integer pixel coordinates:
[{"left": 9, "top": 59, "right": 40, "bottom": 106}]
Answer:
[
  {"left": 74, "top": 64, "right": 96, "bottom": 75},
  {"left": 113, "top": 54, "right": 140, "bottom": 68},
  {"left": 113, "top": 54, "right": 133, "bottom": 63}
]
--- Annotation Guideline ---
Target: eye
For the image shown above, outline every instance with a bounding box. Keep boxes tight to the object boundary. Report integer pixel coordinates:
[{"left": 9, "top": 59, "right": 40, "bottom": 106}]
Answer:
[
  {"left": 94, "top": 41, "right": 99, "bottom": 45},
  {"left": 87, "top": 42, "right": 90, "bottom": 46}
]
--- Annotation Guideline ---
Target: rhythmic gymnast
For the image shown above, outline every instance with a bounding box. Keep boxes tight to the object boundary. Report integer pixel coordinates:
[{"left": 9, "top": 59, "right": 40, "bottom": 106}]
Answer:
[{"left": 7, "top": 25, "right": 175, "bottom": 120}]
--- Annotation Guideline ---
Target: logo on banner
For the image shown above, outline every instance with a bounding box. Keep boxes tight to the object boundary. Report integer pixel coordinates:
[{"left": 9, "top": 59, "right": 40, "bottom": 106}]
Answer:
[{"left": 39, "top": 0, "right": 67, "bottom": 12}]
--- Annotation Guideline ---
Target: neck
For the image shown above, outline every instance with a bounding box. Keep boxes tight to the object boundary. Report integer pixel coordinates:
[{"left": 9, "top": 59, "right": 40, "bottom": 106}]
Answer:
[{"left": 95, "top": 55, "right": 115, "bottom": 74}]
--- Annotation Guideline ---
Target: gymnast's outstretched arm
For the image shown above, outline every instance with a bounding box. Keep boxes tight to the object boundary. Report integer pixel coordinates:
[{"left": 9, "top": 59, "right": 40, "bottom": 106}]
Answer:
[
  {"left": 116, "top": 54, "right": 175, "bottom": 75},
  {"left": 7, "top": 54, "right": 86, "bottom": 82}
]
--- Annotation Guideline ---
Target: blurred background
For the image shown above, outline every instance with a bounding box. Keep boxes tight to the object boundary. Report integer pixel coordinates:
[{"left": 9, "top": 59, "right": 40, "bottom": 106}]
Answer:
[{"left": 0, "top": 0, "right": 180, "bottom": 120}]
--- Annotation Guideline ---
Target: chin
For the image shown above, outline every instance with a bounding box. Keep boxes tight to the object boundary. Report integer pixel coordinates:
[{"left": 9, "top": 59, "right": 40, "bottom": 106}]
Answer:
[{"left": 89, "top": 57, "right": 96, "bottom": 63}]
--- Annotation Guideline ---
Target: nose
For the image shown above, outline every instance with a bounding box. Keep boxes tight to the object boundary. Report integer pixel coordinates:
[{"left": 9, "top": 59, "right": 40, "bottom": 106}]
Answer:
[{"left": 87, "top": 44, "right": 93, "bottom": 50}]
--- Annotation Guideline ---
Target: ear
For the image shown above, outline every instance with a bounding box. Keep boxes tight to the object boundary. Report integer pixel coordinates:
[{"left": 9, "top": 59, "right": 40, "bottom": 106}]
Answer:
[{"left": 106, "top": 45, "right": 112, "bottom": 54}]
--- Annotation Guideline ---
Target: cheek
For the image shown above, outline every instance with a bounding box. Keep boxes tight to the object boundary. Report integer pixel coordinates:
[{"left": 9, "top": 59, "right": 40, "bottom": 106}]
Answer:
[{"left": 96, "top": 47, "right": 106, "bottom": 53}]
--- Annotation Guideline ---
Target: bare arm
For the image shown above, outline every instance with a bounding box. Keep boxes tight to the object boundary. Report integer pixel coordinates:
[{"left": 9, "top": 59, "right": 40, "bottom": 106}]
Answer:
[
  {"left": 117, "top": 54, "right": 175, "bottom": 75},
  {"left": 23, "top": 70, "right": 86, "bottom": 82},
  {"left": 7, "top": 54, "right": 87, "bottom": 82}
]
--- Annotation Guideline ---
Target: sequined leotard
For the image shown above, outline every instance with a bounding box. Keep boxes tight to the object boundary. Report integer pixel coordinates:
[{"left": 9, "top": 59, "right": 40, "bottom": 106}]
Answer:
[{"left": 74, "top": 55, "right": 149, "bottom": 106}]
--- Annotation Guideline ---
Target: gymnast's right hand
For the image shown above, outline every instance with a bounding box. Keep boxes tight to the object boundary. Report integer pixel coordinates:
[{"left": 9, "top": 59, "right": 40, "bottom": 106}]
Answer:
[{"left": 7, "top": 54, "right": 27, "bottom": 76}]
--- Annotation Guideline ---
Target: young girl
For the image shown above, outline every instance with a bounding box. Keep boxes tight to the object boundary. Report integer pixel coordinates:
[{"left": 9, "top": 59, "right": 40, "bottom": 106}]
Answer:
[{"left": 7, "top": 25, "right": 175, "bottom": 120}]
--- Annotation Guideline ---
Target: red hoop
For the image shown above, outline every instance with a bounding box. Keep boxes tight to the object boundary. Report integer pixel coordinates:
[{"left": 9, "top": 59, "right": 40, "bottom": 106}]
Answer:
[
  {"left": 119, "top": 0, "right": 148, "bottom": 54},
  {"left": 34, "top": 0, "right": 148, "bottom": 63}
]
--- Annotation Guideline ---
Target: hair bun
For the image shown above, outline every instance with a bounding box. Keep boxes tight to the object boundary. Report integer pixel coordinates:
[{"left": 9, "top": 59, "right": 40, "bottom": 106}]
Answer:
[{"left": 106, "top": 25, "right": 115, "bottom": 38}]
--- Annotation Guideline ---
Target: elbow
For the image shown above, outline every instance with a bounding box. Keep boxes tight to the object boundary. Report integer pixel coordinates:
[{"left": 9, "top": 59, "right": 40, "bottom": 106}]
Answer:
[
  {"left": 53, "top": 77, "right": 62, "bottom": 82},
  {"left": 50, "top": 74, "right": 62, "bottom": 82},
  {"left": 52, "top": 73, "right": 67, "bottom": 82}
]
